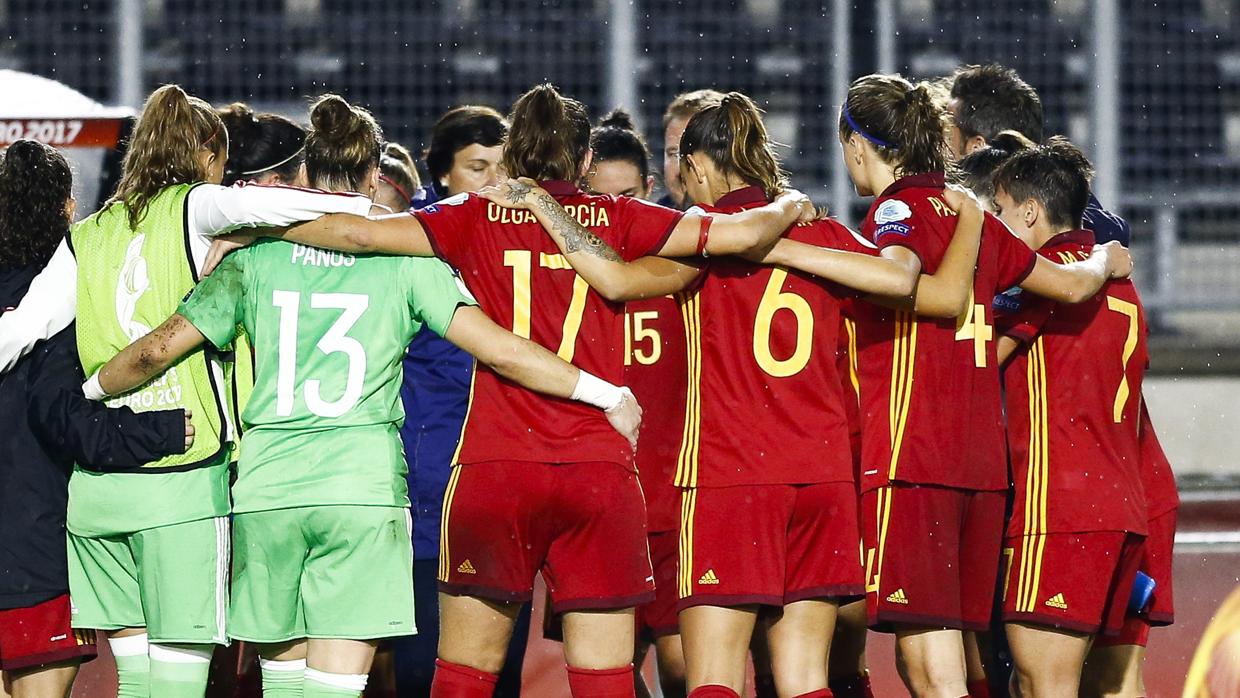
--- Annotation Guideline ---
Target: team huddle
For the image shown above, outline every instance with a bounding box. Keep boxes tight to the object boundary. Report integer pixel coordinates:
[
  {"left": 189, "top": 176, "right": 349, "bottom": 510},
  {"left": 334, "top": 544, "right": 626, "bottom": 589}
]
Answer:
[{"left": 0, "top": 62, "right": 1177, "bottom": 698}]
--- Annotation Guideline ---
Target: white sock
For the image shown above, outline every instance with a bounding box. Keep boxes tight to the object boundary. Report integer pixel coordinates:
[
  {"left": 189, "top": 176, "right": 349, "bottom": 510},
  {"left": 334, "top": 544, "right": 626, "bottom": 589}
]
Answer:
[
  {"left": 305, "top": 667, "right": 369, "bottom": 691},
  {"left": 107, "top": 632, "right": 150, "bottom": 657}
]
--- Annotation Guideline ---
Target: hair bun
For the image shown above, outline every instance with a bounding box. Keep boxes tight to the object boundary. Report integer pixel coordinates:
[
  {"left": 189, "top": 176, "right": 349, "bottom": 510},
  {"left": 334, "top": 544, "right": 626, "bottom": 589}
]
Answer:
[
  {"left": 310, "top": 94, "right": 364, "bottom": 145},
  {"left": 600, "top": 108, "right": 637, "bottom": 132}
]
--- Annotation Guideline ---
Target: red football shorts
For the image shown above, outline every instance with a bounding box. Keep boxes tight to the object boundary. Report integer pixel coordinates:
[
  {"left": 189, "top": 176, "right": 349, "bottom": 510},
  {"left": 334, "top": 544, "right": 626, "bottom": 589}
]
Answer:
[
  {"left": 0, "top": 594, "right": 97, "bottom": 671},
  {"left": 1141, "top": 508, "right": 1176, "bottom": 626},
  {"left": 678, "top": 481, "right": 863, "bottom": 610},
  {"left": 1094, "top": 508, "right": 1178, "bottom": 647},
  {"left": 438, "top": 460, "right": 655, "bottom": 614},
  {"left": 1002, "top": 530, "right": 1145, "bottom": 635},
  {"left": 638, "top": 529, "right": 680, "bottom": 640},
  {"left": 862, "top": 484, "right": 1005, "bottom": 632}
]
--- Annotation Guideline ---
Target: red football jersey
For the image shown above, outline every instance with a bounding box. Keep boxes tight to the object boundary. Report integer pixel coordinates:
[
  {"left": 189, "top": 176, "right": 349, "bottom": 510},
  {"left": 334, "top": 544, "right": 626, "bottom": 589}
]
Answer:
[
  {"left": 1002, "top": 230, "right": 1149, "bottom": 535},
  {"left": 624, "top": 293, "right": 687, "bottom": 533},
  {"left": 840, "top": 310, "right": 864, "bottom": 486},
  {"left": 1139, "top": 396, "right": 1180, "bottom": 519},
  {"left": 414, "top": 180, "right": 683, "bottom": 467},
  {"left": 854, "top": 173, "right": 1036, "bottom": 493},
  {"left": 675, "top": 186, "right": 866, "bottom": 488}
]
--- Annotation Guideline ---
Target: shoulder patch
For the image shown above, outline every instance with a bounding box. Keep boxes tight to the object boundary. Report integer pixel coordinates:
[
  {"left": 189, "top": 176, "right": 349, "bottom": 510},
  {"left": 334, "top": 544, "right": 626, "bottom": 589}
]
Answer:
[
  {"left": 422, "top": 192, "right": 470, "bottom": 214},
  {"left": 874, "top": 222, "right": 912, "bottom": 239},
  {"left": 873, "top": 199, "right": 913, "bottom": 225}
]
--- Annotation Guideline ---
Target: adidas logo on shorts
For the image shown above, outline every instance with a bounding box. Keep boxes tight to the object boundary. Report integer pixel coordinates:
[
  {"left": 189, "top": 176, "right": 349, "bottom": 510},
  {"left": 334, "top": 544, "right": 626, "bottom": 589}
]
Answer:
[
  {"left": 456, "top": 559, "right": 477, "bottom": 575},
  {"left": 1044, "top": 593, "right": 1068, "bottom": 610},
  {"left": 698, "top": 569, "right": 720, "bottom": 585},
  {"left": 886, "top": 588, "right": 910, "bottom": 605}
]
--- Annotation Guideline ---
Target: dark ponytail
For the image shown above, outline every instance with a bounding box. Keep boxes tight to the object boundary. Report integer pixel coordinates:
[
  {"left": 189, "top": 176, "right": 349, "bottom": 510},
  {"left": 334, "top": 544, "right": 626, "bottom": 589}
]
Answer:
[
  {"left": 839, "top": 74, "right": 951, "bottom": 178},
  {"left": 590, "top": 108, "right": 651, "bottom": 180},
  {"left": 0, "top": 140, "right": 73, "bottom": 271},
  {"left": 679, "top": 91, "right": 788, "bottom": 200},
  {"left": 305, "top": 94, "right": 382, "bottom": 192},
  {"left": 217, "top": 102, "right": 306, "bottom": 186},
  {"left": 502, "top": 84, "right": 591, "bottom": 182}
]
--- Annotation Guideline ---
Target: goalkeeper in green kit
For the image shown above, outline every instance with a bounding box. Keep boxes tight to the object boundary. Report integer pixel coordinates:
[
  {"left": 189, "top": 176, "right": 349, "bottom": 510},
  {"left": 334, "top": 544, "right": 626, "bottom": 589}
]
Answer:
[{"left": 84, "top": 126, "right": 642, "bottom": 698}]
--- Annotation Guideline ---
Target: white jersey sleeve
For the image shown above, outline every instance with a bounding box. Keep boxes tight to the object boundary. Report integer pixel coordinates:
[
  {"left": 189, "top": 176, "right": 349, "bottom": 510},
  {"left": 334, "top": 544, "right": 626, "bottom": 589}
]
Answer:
[
  {"left": 185, "top": 182, "right": 374, "bottom": 272},
  {"left": 0, "top": 239, "right": 77, "bottom": 373},
  {"left": 186, "top": 183, "right": 373, "bottom": 238}
]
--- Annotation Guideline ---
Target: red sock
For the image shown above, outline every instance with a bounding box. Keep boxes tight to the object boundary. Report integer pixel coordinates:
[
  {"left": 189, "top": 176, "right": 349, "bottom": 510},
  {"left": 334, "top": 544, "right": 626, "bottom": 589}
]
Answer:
[
  {"left": 754, "top": 673, "right": 778, "bottom": 698},
  {"left": 829, "top": 673, "right": 875, "bottom": 698},
  {"left": 430, "top": 659, "right": 498, "bottom": 698},
  {"left": 793, "top": 690, "right": 833, "bottom": 698},
  {"left": 688, "top": 686, "right": 741, "bottom": 698},
  {"left": 566, "top": 665, "right": 634, "bottom": 698},
  {"left": 966, "top": 679, "right": 991, "bottom": 698}
]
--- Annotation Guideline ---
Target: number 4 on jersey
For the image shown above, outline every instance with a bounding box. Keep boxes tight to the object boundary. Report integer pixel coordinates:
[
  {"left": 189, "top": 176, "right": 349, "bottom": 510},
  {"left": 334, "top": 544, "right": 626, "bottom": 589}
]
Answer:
[{"left": 955, "top": 287, "right": 993, "bottom": 368}]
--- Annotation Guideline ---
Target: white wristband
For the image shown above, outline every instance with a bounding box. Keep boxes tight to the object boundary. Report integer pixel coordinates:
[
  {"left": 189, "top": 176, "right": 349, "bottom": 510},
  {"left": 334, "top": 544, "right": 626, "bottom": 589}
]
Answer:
[
  {"left": 82, "top": 372, "right": 108, "bottom": 401},
  {"left": 570, "top": 370, "right": 626, "bottom": 412}
]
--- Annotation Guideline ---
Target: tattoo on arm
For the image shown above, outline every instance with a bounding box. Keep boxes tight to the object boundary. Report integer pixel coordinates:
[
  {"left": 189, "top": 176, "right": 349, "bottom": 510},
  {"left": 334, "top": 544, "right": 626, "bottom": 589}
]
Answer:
[
  {"left": 534, "top": 193, "right": 623, "bottom": 262},
  {"left": 505, "top": 180, "right": 532, "bottom": 204}
]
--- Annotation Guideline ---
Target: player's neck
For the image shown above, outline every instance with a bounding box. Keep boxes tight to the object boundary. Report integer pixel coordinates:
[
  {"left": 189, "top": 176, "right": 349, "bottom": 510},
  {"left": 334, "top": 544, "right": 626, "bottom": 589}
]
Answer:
[
  {"left": 868, "top": 168, "right": 896, "bottom": 198},
  {"left": 1032, "top": 225, "right": 1070, "bottom": 248}
]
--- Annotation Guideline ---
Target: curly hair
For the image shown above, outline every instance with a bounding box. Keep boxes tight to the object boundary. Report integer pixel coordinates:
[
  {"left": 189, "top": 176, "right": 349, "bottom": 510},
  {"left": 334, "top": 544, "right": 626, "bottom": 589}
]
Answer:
[{"left": 0, "top": 140, "right": 73, "bottom": 272}]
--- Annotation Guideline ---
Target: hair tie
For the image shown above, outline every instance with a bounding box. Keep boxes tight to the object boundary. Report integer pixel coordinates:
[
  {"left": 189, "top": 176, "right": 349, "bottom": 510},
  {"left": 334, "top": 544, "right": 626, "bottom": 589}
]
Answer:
[
  {"left": 843, "top": 103, "right": 896, "bottom": 149},
  {"left": 379, "top": 173, "right": 412, "bottom": 204},
  {"left": 202, "top": 125, "right": 220, "bottom": 149},
  {"left": 240, "top": 146, "right": 305, "bottom": 176}
]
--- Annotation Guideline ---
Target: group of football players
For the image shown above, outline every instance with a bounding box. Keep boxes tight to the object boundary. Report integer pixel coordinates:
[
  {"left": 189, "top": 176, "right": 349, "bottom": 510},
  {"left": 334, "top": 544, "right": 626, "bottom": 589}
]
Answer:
[{"left": 0, "top": 60, "right": 1175, "bottom": 698}]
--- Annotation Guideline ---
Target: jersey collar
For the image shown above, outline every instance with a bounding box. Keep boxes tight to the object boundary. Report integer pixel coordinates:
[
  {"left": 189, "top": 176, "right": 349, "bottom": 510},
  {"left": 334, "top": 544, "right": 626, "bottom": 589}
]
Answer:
[
  {"left": 539, "top": 180, "right": 583, "bottom": 197},
  {"left": 713, "top": 185, "right": 769, "bottom": 209},
  {"left": 1042, "top": 228, "right": 1096, "bottom": 250},
  {"left": 879, "top": 172, "right": 946, "bottom": 198}
]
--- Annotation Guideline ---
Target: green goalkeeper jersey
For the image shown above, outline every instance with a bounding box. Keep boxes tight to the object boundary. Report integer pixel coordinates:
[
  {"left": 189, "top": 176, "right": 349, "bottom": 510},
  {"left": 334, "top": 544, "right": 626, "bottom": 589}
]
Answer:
[{"left": 179, "top": 239, "right": 475, "bottom": 513}]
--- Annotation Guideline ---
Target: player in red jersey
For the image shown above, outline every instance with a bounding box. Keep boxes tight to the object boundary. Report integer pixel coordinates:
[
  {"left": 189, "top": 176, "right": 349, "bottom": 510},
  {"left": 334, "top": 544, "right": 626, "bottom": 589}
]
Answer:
[
  {"left": 789, "top": 74, "right": 1131, "bottom": 698},
  {"left": 990, "top": 140, "right": 1151, "bottom": 698},
  {"left": 480, "top": 92, "right": 991, "bottom": 698},
  {"left": 229, "top": 84, "right": 817, "bottom": 698},
  {"left": 1081, "top": 395, "right": 1179, "bottom": 698},
  {"left": 587, "top": 108, "right": 693, "bottom": 698}
]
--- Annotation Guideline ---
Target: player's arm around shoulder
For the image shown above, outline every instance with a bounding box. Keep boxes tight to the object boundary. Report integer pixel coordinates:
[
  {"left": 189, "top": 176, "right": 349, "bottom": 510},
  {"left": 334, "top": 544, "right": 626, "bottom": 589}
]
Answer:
[
  {"left": 1021, "top": 240, "right": 1132, "bottom": 304},
  {"left": 88, "top": 252, "right": 248, "bottom": 399},
  {"left": 439, "top": 305, "right": 642, "bottom": 450},
  {"left": 478, "top": 178, "right": 699, "bottom": 302}
]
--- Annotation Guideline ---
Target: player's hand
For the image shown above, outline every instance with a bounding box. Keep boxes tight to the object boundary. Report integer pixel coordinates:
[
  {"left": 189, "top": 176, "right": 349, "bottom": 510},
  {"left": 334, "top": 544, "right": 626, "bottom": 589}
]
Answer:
[
  {"left": 182, "top": 409, "right": 195, "bottom": 452},
  {"left": 777, "top": 188, "right": 821, "bottom": 224},
  {"left": 605, "top": 388, "right": 642, "bottom": 453},
  {"left": 1095, "top": 240, "right": 1133, "bottom": 279},
  {"left": 204, "top": 233, "right": 256, "bottom": 276},
  {"left": 478, "top": 178, "right": 546, "bottom": 211},
  {"left": 941, "top": 184, "right": 981, "bottom": 215}
]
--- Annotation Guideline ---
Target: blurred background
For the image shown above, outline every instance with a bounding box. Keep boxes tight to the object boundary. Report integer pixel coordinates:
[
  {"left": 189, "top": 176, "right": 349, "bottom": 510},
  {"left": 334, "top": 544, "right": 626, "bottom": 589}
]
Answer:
[{"left": 1, "top": 1, "right": 1238, "bottom": 695}]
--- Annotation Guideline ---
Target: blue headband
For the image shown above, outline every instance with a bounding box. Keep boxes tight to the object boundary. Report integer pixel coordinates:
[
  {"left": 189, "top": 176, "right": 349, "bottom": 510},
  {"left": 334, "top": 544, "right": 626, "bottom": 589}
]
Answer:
[{"left": 843, "top": 103, "right": 896, "bottom": 149}]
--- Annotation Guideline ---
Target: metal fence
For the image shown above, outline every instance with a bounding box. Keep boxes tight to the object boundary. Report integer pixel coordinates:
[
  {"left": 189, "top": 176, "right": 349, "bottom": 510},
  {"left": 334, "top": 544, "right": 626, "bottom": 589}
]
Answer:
[{"left": 2, "top": 0, "right": 1237, "bottom": 343}]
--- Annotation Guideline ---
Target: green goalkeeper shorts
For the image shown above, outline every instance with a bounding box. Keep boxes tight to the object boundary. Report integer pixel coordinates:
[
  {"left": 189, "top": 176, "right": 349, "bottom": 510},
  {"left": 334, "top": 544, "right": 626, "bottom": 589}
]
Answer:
[
  {"left": 67, "top": 516, "right": 230, "bottom": 644},
  {"left": 228, "top": 506, "right": 416, "bottom": 643}
]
